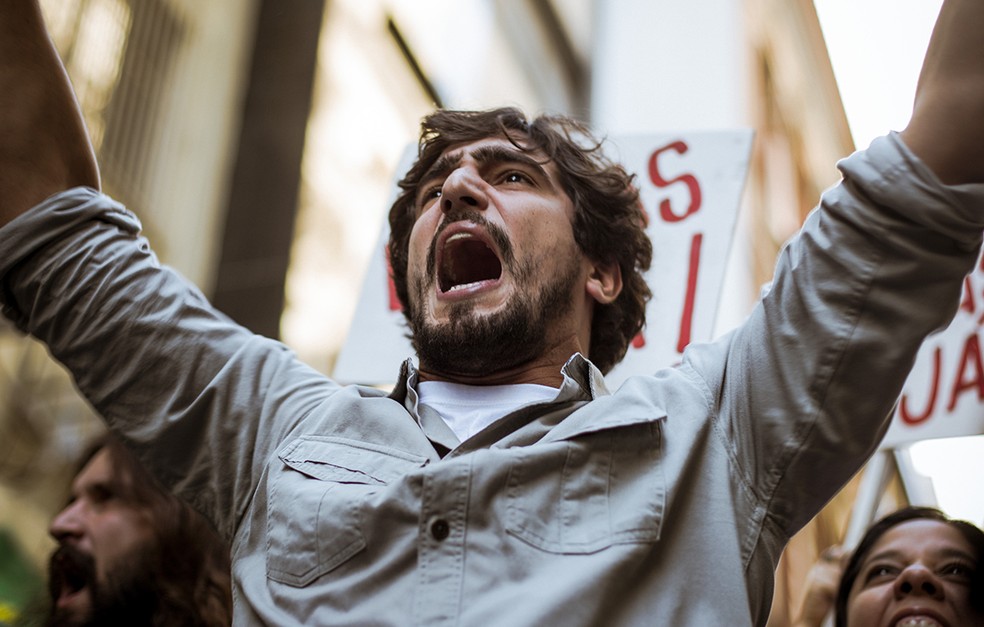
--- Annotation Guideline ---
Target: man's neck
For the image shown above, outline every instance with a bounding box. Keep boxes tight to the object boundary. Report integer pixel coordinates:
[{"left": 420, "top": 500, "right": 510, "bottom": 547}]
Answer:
[
  {"left": 416, "top": 334, "right": 589, "bottom": 387},
  {"left": 416, "top": 364, "right": 565, "bottom": 387},
  {"left": 417, "top": 355, "right": 570, "bottom": 387}
]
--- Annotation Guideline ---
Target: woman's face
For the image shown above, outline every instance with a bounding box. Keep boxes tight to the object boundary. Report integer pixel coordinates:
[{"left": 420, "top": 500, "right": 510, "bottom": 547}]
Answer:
[{"left": 846, "top": 519, "right": 983, "bottom": 627}]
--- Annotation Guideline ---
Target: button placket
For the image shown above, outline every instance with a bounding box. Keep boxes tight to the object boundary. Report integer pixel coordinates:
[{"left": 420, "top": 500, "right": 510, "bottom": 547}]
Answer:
[{"left": 414, "top": 458, "right": 471, "bottom": 626}]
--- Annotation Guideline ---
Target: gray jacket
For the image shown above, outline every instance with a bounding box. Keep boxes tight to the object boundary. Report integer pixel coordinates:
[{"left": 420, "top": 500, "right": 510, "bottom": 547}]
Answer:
[{"left": 1, "top": 133, "right": 981, "bottom": 625}]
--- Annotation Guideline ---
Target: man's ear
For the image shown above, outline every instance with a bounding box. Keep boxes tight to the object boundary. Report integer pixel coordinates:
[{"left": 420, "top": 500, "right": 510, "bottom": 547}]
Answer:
[{"left": 585, "top": 260, "right": 622, "bottom": 305}]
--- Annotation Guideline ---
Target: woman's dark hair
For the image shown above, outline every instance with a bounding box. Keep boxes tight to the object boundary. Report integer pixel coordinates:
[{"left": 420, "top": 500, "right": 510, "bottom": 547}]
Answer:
[
  {"left": 387, "top": 107, "right": 652, "bottom": 374},
  {"left": 834, "top": 506, "right": 984, "bottom": 627},
  {"left": 79, "top": 435, "right": 233, "bottom": 626}
]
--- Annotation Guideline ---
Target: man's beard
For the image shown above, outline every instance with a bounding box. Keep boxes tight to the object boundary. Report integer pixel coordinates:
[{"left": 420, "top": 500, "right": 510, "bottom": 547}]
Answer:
[
  {"left": 46, "top": 544, "right": 159, "bottom": 627},
  {"left": 409, "top": 223, "right": 582, "bottom": 376}
]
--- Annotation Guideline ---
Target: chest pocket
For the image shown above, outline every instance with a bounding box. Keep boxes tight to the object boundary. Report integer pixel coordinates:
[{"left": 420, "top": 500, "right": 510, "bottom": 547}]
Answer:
[
  {"left": 505, "top": 419, "right": 664, "bottom": 554},
  {"left": 266, "top": 436, "right": 427, "bottom": 586}
]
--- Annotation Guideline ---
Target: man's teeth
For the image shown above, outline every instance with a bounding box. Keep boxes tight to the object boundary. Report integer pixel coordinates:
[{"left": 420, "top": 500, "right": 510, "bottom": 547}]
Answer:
[
  {"left": 448, "top": 280, "right": 484, "bottom": 291},
  {"left": 896, "top": 617, "right": 942, "bottom": 627}
]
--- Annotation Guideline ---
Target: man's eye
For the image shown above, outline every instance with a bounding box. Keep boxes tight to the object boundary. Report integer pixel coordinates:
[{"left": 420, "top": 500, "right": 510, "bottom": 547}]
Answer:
[
  {"left": 89, "top": 485, "right": 115, "bottom": 504},
  {"left": 417, "top": 185, "right": 442, "bottom": 210},
  {"left": 940, "top": 562, "right": 974, "bottom": 579},
  {"left": 865, "top": 564, "right": 898, "bottom": 582},
  {"left": 502, "top": 171, "right": 531, "bottom": 185}
]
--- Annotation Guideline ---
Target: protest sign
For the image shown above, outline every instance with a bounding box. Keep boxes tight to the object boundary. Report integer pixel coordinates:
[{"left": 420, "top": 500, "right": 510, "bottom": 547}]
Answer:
[{"left": 883, "top": 253, "right": 984, "bottom": 447}]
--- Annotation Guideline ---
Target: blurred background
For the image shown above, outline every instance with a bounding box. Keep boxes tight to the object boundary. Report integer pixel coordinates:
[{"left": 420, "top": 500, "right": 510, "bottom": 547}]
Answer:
[{"left": 0, "top": 0, "right": 980, "bottom": 624}]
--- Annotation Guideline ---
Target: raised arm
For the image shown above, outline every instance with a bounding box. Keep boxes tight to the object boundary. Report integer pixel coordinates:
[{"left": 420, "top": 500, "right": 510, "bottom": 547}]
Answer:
[
  {"left": 0, "top": 1, "right": 99, "bottom": 227},
  {"left": 900, "top": 0, "right": 984, "bottom": 185}
]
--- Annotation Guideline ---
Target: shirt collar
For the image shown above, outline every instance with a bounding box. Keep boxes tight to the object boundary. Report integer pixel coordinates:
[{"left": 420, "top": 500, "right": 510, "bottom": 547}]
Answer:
[
  {"left": 388, "top": 353, "right": 610, "bottom": 405},
  {"left": 558, "top": 353, "right": 611, "bottom": 400},
  {"left": 388, "top": 354, "right": 614, "bottom": 456}
]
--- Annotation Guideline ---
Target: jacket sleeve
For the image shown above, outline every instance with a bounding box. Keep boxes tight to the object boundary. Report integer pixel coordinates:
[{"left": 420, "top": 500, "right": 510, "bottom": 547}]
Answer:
[
  {"left": 0, "top": 187, "right": 338, "bottom": 539},
  {"left": 688, "top": 133, "right": 984, "bottom": 541}
]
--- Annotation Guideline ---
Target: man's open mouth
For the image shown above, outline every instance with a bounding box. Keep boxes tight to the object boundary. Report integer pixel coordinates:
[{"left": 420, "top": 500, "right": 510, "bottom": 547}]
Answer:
[
  {"left": 49, "top": 546, "right": 94, "bottom": 608},
  {"left": 437, "top": 230, "right": 503, "bottom": 293}
]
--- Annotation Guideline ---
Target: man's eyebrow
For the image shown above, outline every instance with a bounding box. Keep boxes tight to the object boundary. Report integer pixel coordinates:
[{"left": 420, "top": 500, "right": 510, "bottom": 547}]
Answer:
[
  {"left": 865, "top": 546, "right": 977, "bottom": 565},
  {"left": 471, "top": 145, "right": 551, "bottom": 180},
  {"left": 419, "top": 152, "right": 463, "bottom": 188},
  {"left": 937, "top": 546, "right": 978, "bottom": 564},
  {"left": 863, "top": 549, "right": 905, "bottom": 565},
  {"left": 418, "top": 144, "right": 552, "bottom": 190}
]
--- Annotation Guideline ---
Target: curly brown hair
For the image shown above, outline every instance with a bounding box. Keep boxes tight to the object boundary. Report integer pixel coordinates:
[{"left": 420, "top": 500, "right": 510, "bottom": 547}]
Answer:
[{"left": 387, "top": 107, "right": 652, "bottom": 374}]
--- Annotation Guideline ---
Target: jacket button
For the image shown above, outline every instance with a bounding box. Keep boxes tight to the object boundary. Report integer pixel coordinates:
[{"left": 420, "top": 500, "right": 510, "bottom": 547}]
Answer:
[{"left": 430, "top": 518, "right": 450, "bottom": 541}]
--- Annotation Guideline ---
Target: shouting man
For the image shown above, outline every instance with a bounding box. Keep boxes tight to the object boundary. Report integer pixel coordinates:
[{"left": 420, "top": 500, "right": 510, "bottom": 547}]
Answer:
[
  {"left": 44, "top": 436, "right": 232, "bottom": 626},
  {"left": 1, "top": 0, "right": 983, "bottom": 624}
]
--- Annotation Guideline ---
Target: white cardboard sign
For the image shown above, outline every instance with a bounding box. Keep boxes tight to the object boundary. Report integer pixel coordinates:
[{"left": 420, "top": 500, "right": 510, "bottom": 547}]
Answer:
[
  {"left": 333, "top": 130, "right": 754, "bottom": 387},
  {"left": 882, "top": 253, "right": 984, "bottom": 447}
]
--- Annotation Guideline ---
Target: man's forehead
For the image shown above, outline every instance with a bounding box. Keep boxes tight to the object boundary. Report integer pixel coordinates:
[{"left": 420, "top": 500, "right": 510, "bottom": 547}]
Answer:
[
  {"left": 71, "top": 447, "right": 123, "bottom": 494},
  {"left": 75, "top": 448, "right": 113, "bottom": 484},
  {"left": 877, "top": 518, "right": 972, "bottom": 549}
]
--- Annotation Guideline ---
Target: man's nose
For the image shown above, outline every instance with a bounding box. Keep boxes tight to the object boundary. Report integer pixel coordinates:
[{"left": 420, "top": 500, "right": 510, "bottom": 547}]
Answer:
[
  {"left": 49, "top": 501, "right": 85, "bottom": 543},
  {"left": 440, "top": 167, "right": 488, "bottom": 214},
  {"left": 893, "top": 564, "right": 945, "bottom": 600}
]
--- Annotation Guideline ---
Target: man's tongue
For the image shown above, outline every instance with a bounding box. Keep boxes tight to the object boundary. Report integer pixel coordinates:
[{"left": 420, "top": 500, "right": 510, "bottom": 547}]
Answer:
[
  {"left": 440, "top": 235, "right": 502, "bottom": 292},
  {"left": 56, "top": 581, "right": 89, "bottom": 609}
]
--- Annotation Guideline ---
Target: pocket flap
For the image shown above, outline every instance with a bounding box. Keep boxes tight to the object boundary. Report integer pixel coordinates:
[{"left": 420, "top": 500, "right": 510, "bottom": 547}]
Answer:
[{"left": 278, "top": 436, "right": 427, "bottom": 484}]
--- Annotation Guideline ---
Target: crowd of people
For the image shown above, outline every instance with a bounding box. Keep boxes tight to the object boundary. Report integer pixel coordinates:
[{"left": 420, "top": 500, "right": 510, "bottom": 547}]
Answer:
[{"left": 0, "top": 0, "right": 982, "bottom": 624}]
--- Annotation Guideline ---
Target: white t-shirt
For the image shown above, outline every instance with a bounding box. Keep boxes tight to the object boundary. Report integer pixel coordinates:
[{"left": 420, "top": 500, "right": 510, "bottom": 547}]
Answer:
[{"left": 417, "top": 380, "right": 558, "bottom": 442}]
